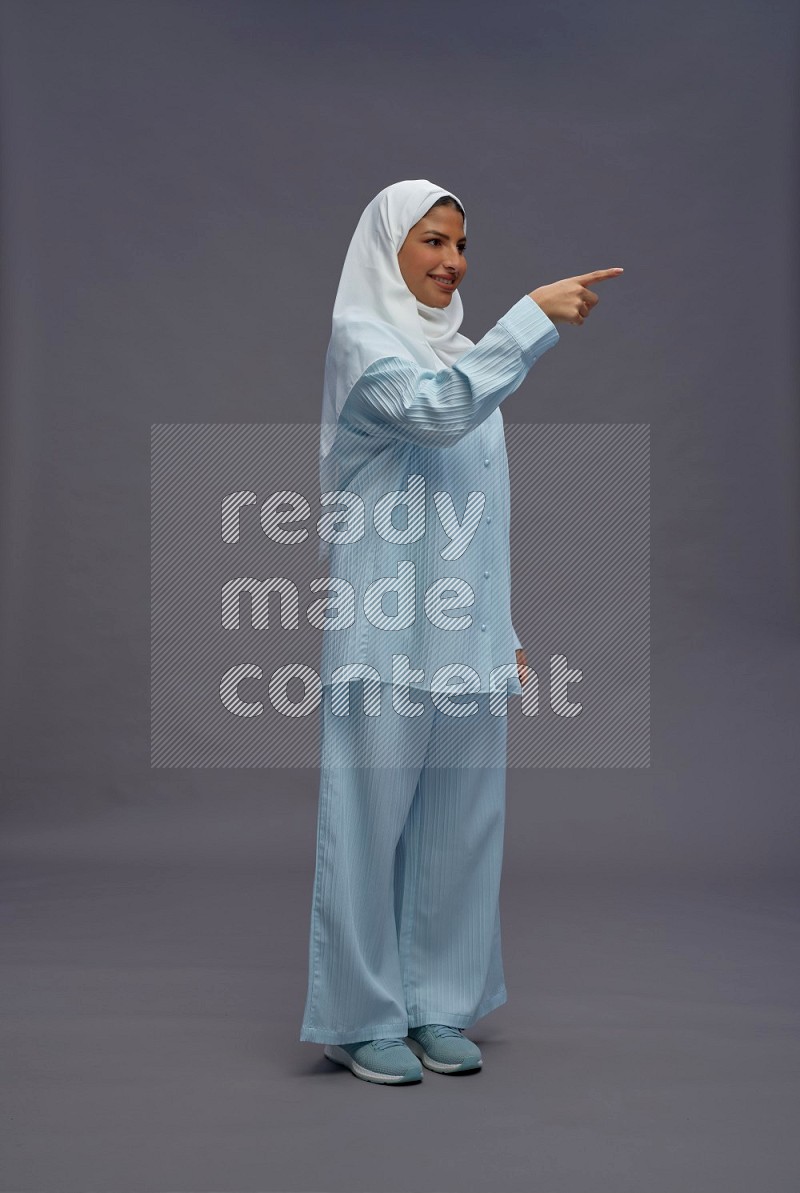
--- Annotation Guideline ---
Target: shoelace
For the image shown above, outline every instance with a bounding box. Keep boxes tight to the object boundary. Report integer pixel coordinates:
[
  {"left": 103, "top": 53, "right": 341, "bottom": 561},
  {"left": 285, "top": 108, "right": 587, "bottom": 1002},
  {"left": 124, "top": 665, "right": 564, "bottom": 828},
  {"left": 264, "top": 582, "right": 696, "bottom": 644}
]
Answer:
[
  {"left": 427, "top": 1024, "right": 464, "bottom": 1039},
  {"left": 367, "top": 1025, "right": 464, "bottom": 1049}
]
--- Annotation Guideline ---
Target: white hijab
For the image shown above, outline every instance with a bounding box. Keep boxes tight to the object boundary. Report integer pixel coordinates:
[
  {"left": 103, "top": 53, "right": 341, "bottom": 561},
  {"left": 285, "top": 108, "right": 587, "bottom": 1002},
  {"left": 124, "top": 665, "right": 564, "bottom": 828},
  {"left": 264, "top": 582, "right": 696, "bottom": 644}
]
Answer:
[{"left": 319, "top": 179, "right": 474, "bottom": 502}]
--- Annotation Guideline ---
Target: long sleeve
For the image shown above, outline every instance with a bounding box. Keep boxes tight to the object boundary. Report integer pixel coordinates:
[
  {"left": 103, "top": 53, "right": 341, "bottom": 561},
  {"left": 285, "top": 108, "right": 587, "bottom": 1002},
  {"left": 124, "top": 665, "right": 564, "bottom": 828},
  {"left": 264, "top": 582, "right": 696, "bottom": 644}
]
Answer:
[
  {"left": 512, "top": 624, "right": 522, "bottom": 652},
  {"left": 339, "top": 295, "right": 560, "bottom": 449}
]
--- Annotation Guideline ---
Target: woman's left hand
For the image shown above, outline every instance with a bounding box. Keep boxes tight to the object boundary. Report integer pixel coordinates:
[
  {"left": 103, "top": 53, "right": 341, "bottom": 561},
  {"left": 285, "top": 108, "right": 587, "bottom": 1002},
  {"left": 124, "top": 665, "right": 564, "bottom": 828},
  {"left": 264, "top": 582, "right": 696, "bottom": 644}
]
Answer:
[{"left": 515, "top": 647, "right": 529, "bottom": 686}]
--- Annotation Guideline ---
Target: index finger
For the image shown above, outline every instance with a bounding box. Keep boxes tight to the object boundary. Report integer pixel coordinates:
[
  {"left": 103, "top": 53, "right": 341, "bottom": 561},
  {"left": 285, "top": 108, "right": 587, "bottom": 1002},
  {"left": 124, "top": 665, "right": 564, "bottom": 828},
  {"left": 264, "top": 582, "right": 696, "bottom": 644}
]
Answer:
[{"left": 574, "top": 267, "right": 624, "bottom": 284}]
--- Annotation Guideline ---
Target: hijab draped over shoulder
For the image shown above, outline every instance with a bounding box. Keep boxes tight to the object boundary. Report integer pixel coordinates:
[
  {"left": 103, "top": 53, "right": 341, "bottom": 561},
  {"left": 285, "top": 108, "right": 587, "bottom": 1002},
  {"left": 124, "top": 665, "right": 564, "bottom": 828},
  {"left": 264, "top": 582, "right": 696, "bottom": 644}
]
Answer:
[{"left": 319, "top": 179, "right": 474, "bottom": 505}]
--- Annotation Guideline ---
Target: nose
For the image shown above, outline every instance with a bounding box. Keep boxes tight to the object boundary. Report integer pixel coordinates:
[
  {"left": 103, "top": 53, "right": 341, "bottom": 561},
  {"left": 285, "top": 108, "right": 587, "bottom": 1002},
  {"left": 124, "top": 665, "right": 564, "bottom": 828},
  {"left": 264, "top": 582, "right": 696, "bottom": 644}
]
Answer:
[{"left": 441, "top": 250, "right": 460, "bottom": 274}]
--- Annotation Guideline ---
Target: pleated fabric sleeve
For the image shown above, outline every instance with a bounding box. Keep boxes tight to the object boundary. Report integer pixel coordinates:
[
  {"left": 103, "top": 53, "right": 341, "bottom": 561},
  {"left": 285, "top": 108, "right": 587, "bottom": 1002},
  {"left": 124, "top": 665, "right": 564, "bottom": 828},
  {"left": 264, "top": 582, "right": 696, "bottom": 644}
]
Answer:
[{"left": 339, "top": 295, "right": 560, "bottom": 449}]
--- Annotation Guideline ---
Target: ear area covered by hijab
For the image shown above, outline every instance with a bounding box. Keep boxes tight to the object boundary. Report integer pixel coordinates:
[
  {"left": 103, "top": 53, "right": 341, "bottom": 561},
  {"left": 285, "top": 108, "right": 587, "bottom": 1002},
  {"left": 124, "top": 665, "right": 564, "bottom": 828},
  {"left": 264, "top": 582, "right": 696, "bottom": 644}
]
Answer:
[{"left": 319, "top": 179, "right": 474, "bottom": 482}]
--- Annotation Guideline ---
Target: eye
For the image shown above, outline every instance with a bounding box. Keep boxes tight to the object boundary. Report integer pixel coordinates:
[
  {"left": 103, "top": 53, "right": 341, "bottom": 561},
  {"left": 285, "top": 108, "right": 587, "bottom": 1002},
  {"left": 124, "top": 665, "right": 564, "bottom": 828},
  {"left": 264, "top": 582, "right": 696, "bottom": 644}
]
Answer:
[{"left": 425, "top": 237, "right": 467, "bottom": 254}]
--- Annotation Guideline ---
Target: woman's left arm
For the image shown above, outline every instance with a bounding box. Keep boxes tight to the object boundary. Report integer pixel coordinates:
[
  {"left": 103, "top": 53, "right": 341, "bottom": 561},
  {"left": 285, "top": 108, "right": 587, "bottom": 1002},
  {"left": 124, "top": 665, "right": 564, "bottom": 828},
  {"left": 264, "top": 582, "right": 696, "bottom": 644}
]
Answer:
[{"left": 340, "top": 296, "right": 560, "bottom": 451}]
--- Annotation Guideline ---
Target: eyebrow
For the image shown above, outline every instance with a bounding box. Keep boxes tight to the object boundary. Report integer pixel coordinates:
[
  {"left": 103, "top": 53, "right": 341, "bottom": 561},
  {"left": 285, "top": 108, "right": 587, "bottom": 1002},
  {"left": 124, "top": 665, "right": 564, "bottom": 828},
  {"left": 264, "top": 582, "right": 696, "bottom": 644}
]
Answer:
[{"left": 423, "top": 228, "right": 468, "bottom": 244}]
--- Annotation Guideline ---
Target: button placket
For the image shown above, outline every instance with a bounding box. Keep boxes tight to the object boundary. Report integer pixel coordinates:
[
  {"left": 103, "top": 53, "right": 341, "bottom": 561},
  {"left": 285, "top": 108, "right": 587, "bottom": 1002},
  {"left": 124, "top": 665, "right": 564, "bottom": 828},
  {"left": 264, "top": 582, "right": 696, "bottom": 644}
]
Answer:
[{"left": 480, "top": 433, "right": 498, "bottom": 646}]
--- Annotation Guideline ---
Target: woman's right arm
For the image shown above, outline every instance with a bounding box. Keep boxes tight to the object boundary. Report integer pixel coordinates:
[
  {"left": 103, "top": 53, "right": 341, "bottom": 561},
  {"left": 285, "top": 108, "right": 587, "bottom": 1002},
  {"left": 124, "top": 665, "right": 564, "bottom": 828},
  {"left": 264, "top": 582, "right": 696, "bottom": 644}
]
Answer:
[{"left": 340, "top": 295, "right": 560, "bottom": 450}]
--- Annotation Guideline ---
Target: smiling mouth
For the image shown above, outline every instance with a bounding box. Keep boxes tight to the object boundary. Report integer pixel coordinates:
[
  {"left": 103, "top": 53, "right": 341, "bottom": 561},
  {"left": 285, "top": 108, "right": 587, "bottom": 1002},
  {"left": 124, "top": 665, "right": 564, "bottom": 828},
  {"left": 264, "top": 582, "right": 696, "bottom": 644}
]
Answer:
[{"left": 429, "top": 274, "right": 457, "bottom": 290}]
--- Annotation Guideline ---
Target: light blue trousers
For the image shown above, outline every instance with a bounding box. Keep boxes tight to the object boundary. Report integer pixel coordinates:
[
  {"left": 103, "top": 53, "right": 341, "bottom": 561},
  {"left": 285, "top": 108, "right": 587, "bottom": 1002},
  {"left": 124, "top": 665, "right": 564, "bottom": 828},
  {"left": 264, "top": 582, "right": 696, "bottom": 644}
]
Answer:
[{"left": 299, "top": 683, "right": 509, "bottom": 1045}]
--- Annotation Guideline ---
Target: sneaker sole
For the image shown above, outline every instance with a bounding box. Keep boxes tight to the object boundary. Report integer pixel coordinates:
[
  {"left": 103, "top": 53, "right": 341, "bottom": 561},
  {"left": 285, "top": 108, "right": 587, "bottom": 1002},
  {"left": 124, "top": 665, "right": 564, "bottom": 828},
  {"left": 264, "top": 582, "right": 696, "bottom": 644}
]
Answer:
[
  {"left": 323, "top": 1044, "right": 423, "bottom": 1084},
  {"left": 405, "top": 1036, "right": 483, "bottom": 1074}
]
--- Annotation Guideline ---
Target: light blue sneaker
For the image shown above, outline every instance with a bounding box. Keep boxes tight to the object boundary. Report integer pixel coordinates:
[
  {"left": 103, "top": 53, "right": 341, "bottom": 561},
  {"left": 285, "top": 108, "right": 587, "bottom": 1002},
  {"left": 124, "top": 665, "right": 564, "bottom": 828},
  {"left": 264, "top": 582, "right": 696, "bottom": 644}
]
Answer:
[
  {"left": 406, "top": 1024, "right": 483, "bottom": 1073},
  {"left": 323, "top": 1038, "right": 423, "bottom": 1084}
]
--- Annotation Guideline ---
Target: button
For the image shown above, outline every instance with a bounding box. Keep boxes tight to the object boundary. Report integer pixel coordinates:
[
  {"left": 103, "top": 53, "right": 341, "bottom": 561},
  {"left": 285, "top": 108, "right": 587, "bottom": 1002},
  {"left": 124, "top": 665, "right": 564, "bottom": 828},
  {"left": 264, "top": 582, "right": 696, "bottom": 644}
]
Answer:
[
  {"left": 486, "top": 514, "right": 492, "bottom": 524},
  {"left": 480, "top": 623, "right": 486, "bottom": 632},
  {"left": 483, "top": 457, "right": 490, "bottom": 467},
  {"left": 483, "top": 570, "right": 490, "bottom": 578}
]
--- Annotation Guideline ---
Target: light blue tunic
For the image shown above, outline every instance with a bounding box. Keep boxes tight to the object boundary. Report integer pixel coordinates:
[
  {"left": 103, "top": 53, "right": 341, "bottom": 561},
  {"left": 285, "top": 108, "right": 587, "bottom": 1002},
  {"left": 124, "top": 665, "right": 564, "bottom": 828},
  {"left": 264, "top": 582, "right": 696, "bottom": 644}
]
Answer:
[{"left": 318, "top": 294, "right": 560, "bottom": 697}]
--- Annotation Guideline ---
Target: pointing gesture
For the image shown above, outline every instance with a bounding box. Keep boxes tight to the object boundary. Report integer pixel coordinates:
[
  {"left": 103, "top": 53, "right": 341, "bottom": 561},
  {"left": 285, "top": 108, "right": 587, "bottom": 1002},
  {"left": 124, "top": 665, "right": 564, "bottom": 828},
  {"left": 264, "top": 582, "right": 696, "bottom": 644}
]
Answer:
[{"left": 528, "top": 267, "right": 623, "bottom": 326}]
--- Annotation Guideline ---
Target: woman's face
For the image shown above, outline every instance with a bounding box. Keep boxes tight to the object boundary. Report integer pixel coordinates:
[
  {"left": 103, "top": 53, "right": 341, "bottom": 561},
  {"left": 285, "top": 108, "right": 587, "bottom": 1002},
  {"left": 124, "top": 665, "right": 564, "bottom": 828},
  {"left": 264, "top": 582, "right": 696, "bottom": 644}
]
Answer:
[{"left": 397, "top": 205, "right": 467, "bottom": 307}]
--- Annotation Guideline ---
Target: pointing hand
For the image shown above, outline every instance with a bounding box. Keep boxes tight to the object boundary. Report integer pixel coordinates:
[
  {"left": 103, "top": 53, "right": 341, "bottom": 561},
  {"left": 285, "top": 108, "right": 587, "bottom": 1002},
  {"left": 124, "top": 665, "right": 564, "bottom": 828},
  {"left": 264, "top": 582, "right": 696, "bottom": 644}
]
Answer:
[{"left": 528, "top": 267, "right": 624, "bottom": 326}]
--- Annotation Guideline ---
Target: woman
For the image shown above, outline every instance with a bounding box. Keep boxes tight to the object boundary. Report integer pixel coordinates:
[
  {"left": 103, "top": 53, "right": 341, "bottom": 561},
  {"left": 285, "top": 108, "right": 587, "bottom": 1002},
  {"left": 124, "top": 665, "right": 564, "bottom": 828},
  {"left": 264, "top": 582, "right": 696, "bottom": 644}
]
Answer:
[{"left": 300, "top": 179, "right": 622, "bottom": 1084}]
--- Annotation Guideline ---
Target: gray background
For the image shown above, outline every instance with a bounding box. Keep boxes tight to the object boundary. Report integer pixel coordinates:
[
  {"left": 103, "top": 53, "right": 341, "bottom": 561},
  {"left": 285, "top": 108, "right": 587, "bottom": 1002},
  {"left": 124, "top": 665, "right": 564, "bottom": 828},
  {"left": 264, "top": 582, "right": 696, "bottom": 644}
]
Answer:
[{"left": 1, "top": 1, "right": 798, "bottom": 1190}]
